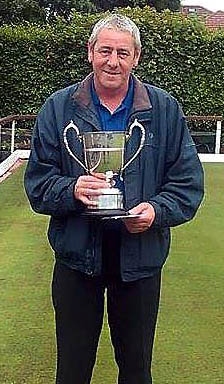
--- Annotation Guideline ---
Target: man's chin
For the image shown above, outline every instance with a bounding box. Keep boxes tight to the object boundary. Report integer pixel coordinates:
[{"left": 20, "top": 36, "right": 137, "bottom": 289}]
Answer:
[
  {"left": 102, "top": 76, "right": 123, "bottom": 88},
  {"left": 104, "top": 81, "right": 120, "bottom": 88},
  {"left": 95, "top": 74, "right": 126, "bottom": 91}
]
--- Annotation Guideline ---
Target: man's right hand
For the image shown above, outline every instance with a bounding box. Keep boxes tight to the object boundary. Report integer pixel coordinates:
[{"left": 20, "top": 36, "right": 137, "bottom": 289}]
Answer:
[{"left": 74, "top": 172, "right": 110, "bottom": 207}]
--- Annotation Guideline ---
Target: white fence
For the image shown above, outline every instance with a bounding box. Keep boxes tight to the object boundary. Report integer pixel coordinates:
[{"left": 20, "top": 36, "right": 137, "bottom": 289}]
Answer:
[
  {"left": 0, "top": 114, "right": 36, "bottom": 155},
  {"left": 0, "top": 149, "right": 30, "bottom": 177},
  {"left": 0, "top": 115, "right": 223, "bottom": 178},
  {"left": 187, "top": 115, "right": 223, "bottom": 154}
]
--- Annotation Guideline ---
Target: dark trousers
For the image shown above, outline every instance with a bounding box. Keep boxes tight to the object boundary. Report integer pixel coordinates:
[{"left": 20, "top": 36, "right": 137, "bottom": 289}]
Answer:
[{"left": 52, "top": 229, "right": 161, "bottom": 384}]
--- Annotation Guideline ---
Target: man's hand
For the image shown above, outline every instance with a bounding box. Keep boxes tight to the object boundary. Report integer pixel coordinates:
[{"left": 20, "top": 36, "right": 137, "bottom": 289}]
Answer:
[
  {"left": 74, "top": 173, "right": 110, "bottom": 207},
  {"left": 123, "top": 202, "right": 155, "bottom": 233}
]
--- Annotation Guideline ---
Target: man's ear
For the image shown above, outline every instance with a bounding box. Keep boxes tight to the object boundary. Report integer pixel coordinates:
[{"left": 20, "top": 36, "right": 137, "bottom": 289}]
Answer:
[
  {"left": 133, "top": 49, "right": 141, "bottom": 67},
  {"left": 87, "top": 43, "right": 93, "bottom": 63}
]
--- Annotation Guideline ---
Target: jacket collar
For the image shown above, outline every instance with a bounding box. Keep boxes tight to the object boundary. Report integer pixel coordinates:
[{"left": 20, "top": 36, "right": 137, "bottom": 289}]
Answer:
[{"left": 71, "top": 72, "right": 152, "bottom": 113}]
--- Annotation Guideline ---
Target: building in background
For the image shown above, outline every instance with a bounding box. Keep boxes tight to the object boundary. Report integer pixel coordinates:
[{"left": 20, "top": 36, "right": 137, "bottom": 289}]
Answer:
[
  {"left": 205, "top": 10, "right": 224, "bottom": 30},
  {"left": 181, "top": 5, "right": 224, "bottom": 30},
  {"left": 181, "top": 5, "right": 212, "bottom": 17}
]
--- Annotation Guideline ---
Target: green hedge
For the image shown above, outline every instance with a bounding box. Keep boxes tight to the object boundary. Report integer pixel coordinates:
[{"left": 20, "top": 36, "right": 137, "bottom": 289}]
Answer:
[{"left": 0, "top": 7, "right": 223, "bottom": 118}]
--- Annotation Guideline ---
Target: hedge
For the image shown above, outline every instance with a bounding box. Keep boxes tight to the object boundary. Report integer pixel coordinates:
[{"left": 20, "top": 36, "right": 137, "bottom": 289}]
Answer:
[{"left": 0, "top": 7, "right": 223, "bottom": 119}]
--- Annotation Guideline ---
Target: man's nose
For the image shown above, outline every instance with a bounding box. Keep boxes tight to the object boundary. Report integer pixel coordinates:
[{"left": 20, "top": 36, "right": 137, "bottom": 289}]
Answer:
[{"left": 107, "top": 51, "right": 119, "bottom": 67}]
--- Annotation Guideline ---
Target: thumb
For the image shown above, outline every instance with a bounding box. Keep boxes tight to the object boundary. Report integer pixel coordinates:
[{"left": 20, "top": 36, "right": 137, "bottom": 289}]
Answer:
[{"left": 129, "top": 203, "right": 149, "bottom": 215}]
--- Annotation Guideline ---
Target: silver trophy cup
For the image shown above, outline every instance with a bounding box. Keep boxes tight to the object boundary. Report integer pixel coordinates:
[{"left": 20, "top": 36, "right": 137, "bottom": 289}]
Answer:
[{"left": 63, "top": 119, "right": 145, "bottom": 217}]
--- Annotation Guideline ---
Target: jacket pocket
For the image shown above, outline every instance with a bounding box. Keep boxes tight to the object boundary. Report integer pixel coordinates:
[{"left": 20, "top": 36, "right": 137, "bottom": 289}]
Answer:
[
  {"left": 48, "top": 216, "right": 66, "bottom": 254},
  {"left": 140, "top": 228, "right": 170, "bottom": 268},
  {"left": 48, "top": 215, "right": 91, "bottom": 258}
]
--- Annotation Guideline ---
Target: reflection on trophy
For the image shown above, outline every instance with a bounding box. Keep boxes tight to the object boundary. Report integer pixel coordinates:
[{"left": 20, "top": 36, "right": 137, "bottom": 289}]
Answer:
[{"left": 63, "top": 119, "right": 145, "bottom": 217}]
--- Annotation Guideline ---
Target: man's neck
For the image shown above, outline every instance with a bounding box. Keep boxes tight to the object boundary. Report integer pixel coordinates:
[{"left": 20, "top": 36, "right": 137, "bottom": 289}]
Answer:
[{"left": 94, "top": 83, "right": 129, "bottom": 113}]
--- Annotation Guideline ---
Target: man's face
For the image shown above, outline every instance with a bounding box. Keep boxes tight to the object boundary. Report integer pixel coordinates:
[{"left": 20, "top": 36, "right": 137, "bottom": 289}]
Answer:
[{"left": 88, "top": 28, "right": 140, "bottom": 93}]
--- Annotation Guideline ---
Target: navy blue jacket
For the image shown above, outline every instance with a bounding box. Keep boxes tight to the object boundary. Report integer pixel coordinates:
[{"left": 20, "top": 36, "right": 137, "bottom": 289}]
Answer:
[{"left": 24, "top": 74, "right": 204, "bottom": 281}]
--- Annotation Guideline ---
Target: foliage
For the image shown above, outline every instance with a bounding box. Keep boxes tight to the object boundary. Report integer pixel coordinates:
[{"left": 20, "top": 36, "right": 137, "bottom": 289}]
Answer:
[
  {"left": 92, "top": 1, "right": 180, "bottom": 12},
  {"left": 0, "top": 0, "right": 46, "bottom": 24},
  {"left": 132, "top": 7, "right": 224, "bottom": 116},
  {"left": 39, "top": 0, "right": 97, "bottom": 21},
  {"left": 154, "top": 0, "right": 180, "bottom": 12},
  {"left": 0, "top": 0, "right": 97, "bottom": 25},
  {"left": 0, "top": 0, "right": 181, "bottom": 25},
  {"left": 0, "top": 7, "right": 223, "bottom": 118}
]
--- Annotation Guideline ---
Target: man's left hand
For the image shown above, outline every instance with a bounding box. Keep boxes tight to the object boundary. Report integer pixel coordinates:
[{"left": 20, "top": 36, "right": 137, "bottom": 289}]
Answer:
[{"left": 123, "top": 202, "right": 155, "bottom": 233}]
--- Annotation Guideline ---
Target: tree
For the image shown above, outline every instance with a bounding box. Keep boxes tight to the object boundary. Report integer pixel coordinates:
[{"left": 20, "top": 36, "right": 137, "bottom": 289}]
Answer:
[
  {"left": 38, "top": 0, "right": 97, "bottom": 21},
  {"left": 0, "top": 0, "right": 45, "bottom": 24},
  {"left": 0, "top": 0, "right": 181, "bottom": 25},
  {"left": 0, "top": 0, "right": 96, "bottom": 25},
  {"left": 92, "top": 1, "right": 180, "bottom": 12},
  {"left": 154, "top": 0, "right": 180, "bottom": 12}
]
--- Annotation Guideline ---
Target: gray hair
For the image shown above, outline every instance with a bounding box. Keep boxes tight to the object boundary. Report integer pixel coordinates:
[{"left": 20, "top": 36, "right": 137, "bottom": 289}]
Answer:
[{"left": 88, "top": 14, "right": 142, "bottom": 51}]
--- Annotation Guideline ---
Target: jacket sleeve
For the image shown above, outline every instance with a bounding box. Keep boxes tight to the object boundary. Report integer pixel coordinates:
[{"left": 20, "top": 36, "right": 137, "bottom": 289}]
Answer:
[
  {"left": 149, "top": 101, "right": 204, "bottom": 228},
  {"left": 24, "top": 97, "right": 84, "bottom": 217}
]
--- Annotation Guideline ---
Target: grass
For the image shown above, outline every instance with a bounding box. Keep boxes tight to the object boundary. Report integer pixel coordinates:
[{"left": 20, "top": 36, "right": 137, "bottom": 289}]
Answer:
[{"left": 0, "top": 163, "right": 223, "bottom": 383}]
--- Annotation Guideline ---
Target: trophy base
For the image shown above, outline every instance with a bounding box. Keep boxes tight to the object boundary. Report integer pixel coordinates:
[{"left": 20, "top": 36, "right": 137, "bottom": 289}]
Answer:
[
  {"left": 81, "top": 208, "right": 127, "bottom": 218},
  {"left": 81, "top": 209, "right": 141, "bottom": 220}
]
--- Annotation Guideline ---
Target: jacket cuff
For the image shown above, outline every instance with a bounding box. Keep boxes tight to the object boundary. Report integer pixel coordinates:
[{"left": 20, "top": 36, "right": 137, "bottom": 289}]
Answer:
[
  {"left": 148, "top": 200, "right": 162, "bottom": 228},
  {"left": 67, "top": 180, "right": 85, "bottom": 213}
]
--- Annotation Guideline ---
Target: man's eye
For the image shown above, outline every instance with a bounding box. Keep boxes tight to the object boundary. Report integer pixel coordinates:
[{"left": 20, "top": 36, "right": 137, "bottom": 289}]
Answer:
[
  {"left": 118, "top": 51, "right": 129, "bottom": 59},
  {"left": 98, "top": 49, "right": 111, "bottom": 56}
]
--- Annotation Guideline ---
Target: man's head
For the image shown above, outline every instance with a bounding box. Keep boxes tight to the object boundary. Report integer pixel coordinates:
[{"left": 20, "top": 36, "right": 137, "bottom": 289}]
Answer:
[
  {"left": 88, "top": 13, "right": 142, "bottom": 53},
  {"left": 88, "top": 14, "right": 141, "bottom": 95}
]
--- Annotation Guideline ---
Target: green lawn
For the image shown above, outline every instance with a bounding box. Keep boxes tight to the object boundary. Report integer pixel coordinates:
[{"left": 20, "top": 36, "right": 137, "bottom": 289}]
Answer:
[{"left": 0, "top": 163, "right": 223, "bottom": 384}]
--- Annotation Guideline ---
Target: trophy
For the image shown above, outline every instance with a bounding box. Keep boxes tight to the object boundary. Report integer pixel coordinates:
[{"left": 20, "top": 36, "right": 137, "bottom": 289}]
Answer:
[{"left": 63, "top": 119, "right": 145, "bottom": 217}]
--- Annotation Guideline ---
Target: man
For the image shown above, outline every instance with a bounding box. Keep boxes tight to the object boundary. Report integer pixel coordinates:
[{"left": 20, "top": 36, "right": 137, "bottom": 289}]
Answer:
[{"left": 24, "top": 13, "right": 204, "bottom": 384}]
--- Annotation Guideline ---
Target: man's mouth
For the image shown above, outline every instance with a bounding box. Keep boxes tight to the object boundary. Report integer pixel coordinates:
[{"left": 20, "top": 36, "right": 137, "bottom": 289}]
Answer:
[{"left": 103, "top": 70, "right": 120, "bottom": 76}]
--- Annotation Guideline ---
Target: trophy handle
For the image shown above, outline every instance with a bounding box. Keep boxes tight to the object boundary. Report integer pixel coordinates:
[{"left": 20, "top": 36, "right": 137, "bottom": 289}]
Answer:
[
  {"left": 122, "top": 119, "right": 145, "bottom": 172},
  {"left": 63, "top": 120, "right": 88, "bottom": 172}
]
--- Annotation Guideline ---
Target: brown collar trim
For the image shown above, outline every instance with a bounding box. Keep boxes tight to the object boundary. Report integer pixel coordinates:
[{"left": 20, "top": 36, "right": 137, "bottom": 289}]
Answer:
[{"left": 72, "top": 73, "right": 152, "bottom": 111}]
